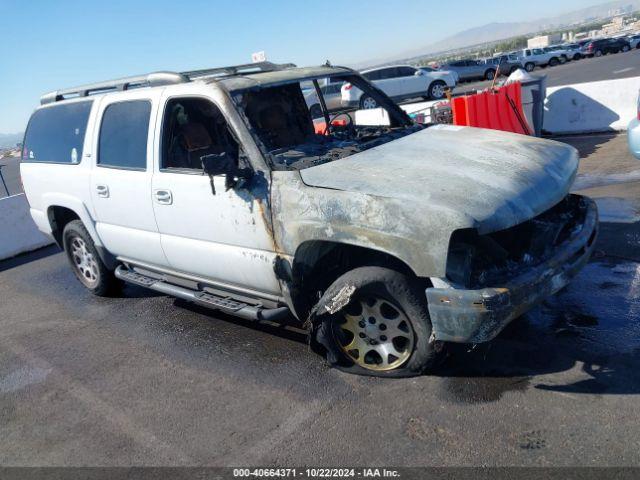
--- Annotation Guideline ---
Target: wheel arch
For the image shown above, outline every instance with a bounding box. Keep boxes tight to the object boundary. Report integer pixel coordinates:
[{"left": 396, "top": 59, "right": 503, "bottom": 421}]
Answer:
[
  {"left": 288, "top": 239, "right": 420, "bottom": 320},
  {"left": 44, "top": 197, "right": 117, "bottom": 269}
]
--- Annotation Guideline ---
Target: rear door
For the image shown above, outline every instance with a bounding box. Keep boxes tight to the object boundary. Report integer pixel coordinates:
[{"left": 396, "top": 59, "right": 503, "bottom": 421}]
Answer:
[
  {"left": 371, "top": 67, "right": 402, "bottom": 98},
  {"left": 89, "top": 91, "right": 166, "bottom": 266}
]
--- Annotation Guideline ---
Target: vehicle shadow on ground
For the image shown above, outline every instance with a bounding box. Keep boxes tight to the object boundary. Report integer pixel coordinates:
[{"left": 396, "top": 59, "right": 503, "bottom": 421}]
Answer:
[
  {"left": 172, "top": 298, "right": 308, "bottom": 344},
  {"left": 552, "top": 130, "right": 620, "bottom": 159},
  {"left": 0, "top": 244, "right": 60, "bottom": 273}
]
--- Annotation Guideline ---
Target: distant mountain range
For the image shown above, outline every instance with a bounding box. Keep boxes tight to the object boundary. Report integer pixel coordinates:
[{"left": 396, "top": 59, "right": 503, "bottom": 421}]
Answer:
[
  {"left": 356, "top": 0, "right": 640, "bottom": 67},
  {"left": 0, "top": 132, "right": 23, "bottom": 149}
]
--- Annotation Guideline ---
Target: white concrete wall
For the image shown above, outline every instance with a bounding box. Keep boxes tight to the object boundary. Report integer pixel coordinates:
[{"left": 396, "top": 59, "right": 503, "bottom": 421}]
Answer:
[
  {"left": 544, "top": 76, "right": 640, "bottom": 134},
  {"left": 0, "top": 194, "right": 53, "bottom": 261}
]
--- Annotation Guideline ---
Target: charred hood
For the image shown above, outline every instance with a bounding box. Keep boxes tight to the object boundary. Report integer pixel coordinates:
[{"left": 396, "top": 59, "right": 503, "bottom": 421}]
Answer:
[{"left": 299, "top": 125, "right": 579, "bottom": 234}]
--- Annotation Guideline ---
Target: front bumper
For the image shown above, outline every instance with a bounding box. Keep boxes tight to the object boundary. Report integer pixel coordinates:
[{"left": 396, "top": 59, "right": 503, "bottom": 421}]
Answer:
[{"left": 426, "top": 197, "right": 599, "bottom": 343}]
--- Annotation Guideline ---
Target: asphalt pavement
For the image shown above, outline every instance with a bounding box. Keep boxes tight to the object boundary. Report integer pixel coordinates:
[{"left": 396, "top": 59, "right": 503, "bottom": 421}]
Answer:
[
  {"left": 453, "top": 47, "right": 640, "bottom": 96},
  {"left": 1, "top": 133, "right": 639, "bottom": 466}
]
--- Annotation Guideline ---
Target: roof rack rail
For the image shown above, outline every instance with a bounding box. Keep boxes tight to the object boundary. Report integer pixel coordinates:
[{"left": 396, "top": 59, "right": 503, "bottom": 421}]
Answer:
[
  {"left": 40, "top": 71, "right": 188, "bottom": 105},
  {"left": 40, "top": 62, "right": 297, "bottom": 105},
  {"left": 181, "top": 61, "right": 296, "bottom": 80}
]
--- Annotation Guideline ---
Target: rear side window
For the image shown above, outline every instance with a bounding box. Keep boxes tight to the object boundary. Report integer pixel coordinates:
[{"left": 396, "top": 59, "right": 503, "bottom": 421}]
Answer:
[
  {"left": 22, "top": 101, "right": 92, "bottom": 164},
  {"left": 98, "top": 100, "right": 151, "bottom": 170}
]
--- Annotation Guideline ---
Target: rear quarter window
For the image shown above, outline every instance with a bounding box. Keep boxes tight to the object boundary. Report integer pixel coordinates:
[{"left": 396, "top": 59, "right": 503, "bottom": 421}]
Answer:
[{"left": 22, "top": 101, "right": 93, "bottom": 164}]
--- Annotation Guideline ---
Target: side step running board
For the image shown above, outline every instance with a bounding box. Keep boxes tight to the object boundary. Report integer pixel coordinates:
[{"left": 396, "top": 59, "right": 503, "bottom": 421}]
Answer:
[{"left": 115, "top": 266, "right": 290, "bottom": 323}]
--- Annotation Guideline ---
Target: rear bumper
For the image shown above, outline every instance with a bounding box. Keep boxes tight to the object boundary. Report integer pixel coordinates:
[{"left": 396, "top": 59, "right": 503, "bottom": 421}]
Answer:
[{"left": 426, "top": 196, "right": 599, "bottom": 343}]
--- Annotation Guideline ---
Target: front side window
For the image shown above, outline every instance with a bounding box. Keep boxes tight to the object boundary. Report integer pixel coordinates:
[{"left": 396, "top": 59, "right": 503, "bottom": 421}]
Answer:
[
  {"left": 397, "top": 66, "right": 416, "bottom": 77},
  {"left": 22, "top": 101, "right": 92, "bottom": 164},
  {"left": 234, "top": 73, "right": 419, "bottom": 171},
  {"left": 98, "top": 100, "right": 151, "bottom": 170},
  {"left": 161, "top": 97, "right": 239, "bottom": 172}
]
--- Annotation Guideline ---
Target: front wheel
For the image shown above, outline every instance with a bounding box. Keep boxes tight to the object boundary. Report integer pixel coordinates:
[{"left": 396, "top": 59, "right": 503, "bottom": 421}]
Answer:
[
  {"left": 63, "top": 220, "right": 121, "bottom": 296},
  {"left": 622, "top": 45, "right": 630, "bottom": 52},
  {"left": 525, "top": 62, "right": 535, "bottom": 72},
  {"left": 310, "top": 267, "right": 440, "bottom": 377},
  {"left": 428, "top": 80, "right": 446, "bottom": 99}
]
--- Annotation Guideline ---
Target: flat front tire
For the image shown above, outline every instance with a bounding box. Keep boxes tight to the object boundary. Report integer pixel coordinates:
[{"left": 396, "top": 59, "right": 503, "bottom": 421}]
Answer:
[
  {"left": 63, "top": 220, "right": 121, "bottom": 296},
  {"left": 310, "top": 267, "right": 440, "bottom": 377}
]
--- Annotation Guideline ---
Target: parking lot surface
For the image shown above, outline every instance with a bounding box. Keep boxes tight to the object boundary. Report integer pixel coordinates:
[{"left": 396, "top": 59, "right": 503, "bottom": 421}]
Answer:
[
  {"left": 1, "top": 133, "right": 640, "bottom": 466},
  {"left": 453, "top": 48, "right": 640, "bottom": 96}
]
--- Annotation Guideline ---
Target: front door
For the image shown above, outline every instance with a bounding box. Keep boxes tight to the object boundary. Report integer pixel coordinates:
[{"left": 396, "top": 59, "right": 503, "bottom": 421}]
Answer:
[
  {"left": 151, "top": 93, "right": 281, "bottom": 295},
  {"left": 90, "top": 91, "right": 166, "bottom": 266}
]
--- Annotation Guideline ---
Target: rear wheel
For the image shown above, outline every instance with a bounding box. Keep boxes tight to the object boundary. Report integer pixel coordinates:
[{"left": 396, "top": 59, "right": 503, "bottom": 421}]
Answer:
[
  {"left": 359, "top": 95, "right": 378, "bottom": 110},
  {"left": 484, "top": 69, "right": 496, "bottom": 81},
  {"left": 595, "top": 49, "right": 603, "bottom": 57},
  {"left": 573, "top": 53, "right": 582, "bottom": 60},
  {"left": 310, "top": 267, "right": 440, "bottom": 377},
  {"left": 525, "top": 62, "right": 535, "bottom": 72},
  {"left": 622, "top": 45, "right": 630, "bottom": 52},
  {"left": 63, "top": 220, "right": 121, "bottom": 296},
  {"left": 548, "top": 57, "right": 559, "bottom": 67},
  {"left": 428, "top": 80, "right": 446, "bottom": 100}
]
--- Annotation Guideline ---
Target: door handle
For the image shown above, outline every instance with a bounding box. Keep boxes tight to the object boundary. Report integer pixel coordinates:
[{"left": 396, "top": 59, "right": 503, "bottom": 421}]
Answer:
[
  {"left": 96, "top": 184, "right": 109, "bottom": 198},
  {"left": 154, "top": 189, "right": 173, "bottom": 205}
]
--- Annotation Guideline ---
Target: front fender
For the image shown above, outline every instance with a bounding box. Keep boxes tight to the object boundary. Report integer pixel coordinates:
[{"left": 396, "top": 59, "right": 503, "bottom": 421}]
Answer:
[{"left": 271, "top": 172, "right": 459, "bottom": 277}]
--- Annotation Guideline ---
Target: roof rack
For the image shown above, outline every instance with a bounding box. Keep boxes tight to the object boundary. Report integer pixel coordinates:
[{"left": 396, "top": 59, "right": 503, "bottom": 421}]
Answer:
[
  {"left": 182, "top": 61, "right": 296, "bottom": 80},
  {"left": 40, "top": 61, "right": 297, "bottom": 105}
]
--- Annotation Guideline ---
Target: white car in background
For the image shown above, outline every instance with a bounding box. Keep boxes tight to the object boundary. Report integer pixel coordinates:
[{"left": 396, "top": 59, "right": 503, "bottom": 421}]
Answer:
[{"left": 342, "top": 65, "right": 457, "bottom": 109}]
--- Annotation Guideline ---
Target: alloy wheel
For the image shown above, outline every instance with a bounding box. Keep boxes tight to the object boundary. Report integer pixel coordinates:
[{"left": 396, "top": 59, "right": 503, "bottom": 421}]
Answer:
[
  {"left": 70, "top": 236, "right": 99, "bottom": 288},
  {"left": 361, "top": 97, "right": 378, "bottom": 109},
  {"left": 333, "top": 296, "right": 415, "bottom": 371}
]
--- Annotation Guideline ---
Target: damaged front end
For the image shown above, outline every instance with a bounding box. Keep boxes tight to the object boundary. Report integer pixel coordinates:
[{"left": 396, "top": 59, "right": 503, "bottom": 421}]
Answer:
[{"left": 427, "top": 194, "right": 599, "bottom": 343}]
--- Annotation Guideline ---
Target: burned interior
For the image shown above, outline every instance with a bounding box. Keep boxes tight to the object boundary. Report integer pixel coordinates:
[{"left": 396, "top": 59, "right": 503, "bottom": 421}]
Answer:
[
  {"left": 446, "top": 194, "right": 594, "bottom": 288},
  {"left": 232, "top": 74, "right": 422, "bottom": 170}
]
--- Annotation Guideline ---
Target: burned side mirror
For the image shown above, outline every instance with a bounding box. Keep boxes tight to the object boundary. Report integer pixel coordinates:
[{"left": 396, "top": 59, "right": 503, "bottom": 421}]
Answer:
[
  {"left": 201, "top": 152, "right": 252, "bottom": 195},
  {"left": 201, "top": 152, "right": 235, "bottom": 177}
]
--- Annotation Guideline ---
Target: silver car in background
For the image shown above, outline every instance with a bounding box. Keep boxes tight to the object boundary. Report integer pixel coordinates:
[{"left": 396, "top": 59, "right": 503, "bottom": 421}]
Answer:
[
  {"left": 305, "top": 80, "right": 345, "bottom": 118},
  {"left": 441, "top": 59, "right": 500, "bottom": 81}
]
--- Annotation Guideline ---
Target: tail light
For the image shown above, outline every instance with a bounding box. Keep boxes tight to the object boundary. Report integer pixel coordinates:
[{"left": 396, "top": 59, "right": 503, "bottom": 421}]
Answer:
[{"left": 343, "top": 83, "right": 353, "bottom": 90}]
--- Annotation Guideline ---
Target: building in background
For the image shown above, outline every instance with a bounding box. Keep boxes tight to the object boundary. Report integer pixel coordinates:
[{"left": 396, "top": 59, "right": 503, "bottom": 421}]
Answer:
[{"left": 527, "top": 34, "right": 562, "bottom": 48}]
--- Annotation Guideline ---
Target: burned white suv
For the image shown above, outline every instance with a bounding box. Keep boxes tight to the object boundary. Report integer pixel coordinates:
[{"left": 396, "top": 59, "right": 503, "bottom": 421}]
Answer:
[{"left": 20, "top": 62, "right": 598, "bottom": 377}]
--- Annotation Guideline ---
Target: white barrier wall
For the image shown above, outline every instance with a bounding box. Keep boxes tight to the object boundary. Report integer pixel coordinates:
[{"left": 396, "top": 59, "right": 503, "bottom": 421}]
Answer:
[
  {"left": 544, "top": 76, "right": 640, "bottom": 134},
  {"left": 0, "top": 194, "right": 53, "bottom": 261},
  {"left": 355, "top": 76, "right": 640, "bottom": 135}
]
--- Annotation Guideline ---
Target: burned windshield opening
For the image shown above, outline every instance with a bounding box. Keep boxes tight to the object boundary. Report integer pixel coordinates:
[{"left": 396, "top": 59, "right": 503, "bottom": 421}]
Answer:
[{"left": 233, "top": 74, "right": 421, "bottom": 171}]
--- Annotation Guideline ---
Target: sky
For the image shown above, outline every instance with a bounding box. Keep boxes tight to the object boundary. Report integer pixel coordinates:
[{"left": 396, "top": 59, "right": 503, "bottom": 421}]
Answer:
[{"left": 0, "top": 0, "right": 606, "bottom": 134}]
